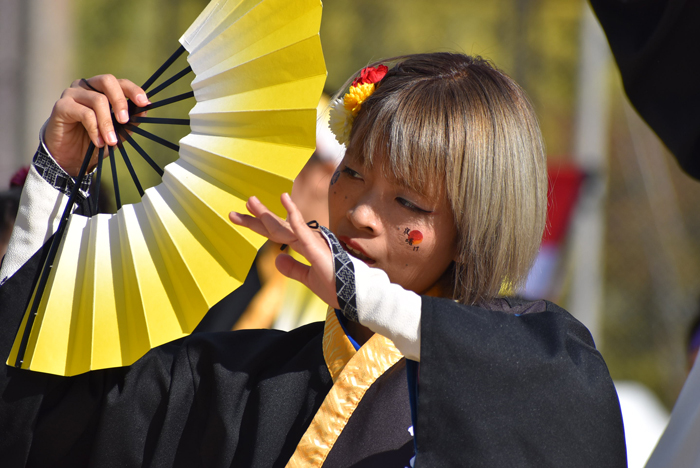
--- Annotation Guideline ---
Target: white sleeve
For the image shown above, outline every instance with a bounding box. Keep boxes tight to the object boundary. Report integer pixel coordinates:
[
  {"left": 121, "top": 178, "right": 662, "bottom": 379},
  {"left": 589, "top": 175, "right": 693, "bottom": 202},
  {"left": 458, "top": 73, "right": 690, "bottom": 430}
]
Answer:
[
  {"left": 0, "top": 119, "right": 96, "bottom": 285},
  {"left": 0, "top": 165, "right": 69, "bottom": 284},
  {"left": 349, "top": 256, "right": 422, "bottom": 361}
]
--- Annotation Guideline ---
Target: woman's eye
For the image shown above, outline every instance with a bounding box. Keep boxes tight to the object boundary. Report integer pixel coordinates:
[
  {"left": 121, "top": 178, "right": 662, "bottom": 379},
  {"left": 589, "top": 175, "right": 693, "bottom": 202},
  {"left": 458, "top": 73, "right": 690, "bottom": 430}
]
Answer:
[
  {"left": 341, "top": 166, "right": 363, "bottom": 179},
  {"left": 397, "top": 197, "right": 430, "bottom": 213}
]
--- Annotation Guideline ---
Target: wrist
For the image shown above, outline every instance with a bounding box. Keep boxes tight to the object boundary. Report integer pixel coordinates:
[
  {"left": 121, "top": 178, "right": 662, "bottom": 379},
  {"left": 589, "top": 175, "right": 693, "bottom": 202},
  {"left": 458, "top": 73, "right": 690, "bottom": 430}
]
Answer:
[
  {"left": 317, "top": 226, "right": 357, "bottom": 322},
  {"left": 34, "top": 140, "right": 92, "bottom": 201}
]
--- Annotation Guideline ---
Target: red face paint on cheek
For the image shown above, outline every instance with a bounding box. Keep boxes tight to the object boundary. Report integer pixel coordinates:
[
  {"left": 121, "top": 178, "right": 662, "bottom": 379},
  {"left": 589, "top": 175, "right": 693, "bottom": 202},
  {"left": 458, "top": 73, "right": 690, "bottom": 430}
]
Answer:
[
  {"left": 407, "top": 230, "right": 423, "bottom": 245},
  {"left": 403, "top": 228, "right": 424, "bottom": 251}
]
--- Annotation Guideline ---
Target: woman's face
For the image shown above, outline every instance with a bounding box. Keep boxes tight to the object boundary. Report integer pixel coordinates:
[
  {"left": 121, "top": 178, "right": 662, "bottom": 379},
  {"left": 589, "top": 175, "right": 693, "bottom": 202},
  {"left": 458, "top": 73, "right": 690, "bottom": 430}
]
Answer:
[{"left": 328, "top": 156, "right": 458, "bottom": 295}]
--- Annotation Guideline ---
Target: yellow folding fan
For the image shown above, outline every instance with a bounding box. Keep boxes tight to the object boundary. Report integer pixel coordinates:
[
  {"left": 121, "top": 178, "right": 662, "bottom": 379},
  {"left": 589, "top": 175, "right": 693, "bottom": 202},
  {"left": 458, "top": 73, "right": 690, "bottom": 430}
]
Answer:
[{"left": 8, "top": 0, "right": 326, "bottom": 376}]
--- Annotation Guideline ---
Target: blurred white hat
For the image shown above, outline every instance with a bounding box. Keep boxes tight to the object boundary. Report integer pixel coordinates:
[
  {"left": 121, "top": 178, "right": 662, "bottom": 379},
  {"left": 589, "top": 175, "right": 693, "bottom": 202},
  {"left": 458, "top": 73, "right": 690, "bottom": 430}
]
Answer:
[{"left": 315, "top": 94, "right": 345, "bottom": 165}]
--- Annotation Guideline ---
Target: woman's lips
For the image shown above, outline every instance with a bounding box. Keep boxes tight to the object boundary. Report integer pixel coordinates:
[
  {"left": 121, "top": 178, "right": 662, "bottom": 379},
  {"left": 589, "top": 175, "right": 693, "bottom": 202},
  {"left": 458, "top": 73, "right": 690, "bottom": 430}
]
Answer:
[{"left": 337, "top": 236, "right": 375, "bottom": 264}]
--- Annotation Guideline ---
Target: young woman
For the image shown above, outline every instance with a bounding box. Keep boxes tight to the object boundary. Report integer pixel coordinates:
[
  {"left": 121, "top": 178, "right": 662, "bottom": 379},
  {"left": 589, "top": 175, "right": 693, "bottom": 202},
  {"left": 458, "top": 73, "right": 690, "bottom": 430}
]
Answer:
[{"left": 0, "top": 53, "right": 626, "bottom": 467}]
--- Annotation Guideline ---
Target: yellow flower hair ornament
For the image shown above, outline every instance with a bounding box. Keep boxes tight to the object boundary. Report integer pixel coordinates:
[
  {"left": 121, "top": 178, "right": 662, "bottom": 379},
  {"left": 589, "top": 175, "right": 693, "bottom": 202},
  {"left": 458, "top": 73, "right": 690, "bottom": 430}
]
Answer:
[{"left": 329, "top": 64, "right": 389, "bottom": 145}]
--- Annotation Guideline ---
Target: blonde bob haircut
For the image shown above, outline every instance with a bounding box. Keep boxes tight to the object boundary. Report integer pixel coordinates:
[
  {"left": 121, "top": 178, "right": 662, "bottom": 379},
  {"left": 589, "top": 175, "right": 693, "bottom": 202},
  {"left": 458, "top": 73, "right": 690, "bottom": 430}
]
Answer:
[{"left": 344, "top": 53, "right": 547, "bottom": 305}]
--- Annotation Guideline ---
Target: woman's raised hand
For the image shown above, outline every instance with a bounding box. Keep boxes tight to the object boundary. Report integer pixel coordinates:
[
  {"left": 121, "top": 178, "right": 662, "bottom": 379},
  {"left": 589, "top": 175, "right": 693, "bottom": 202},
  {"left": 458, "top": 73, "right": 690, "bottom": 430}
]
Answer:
[
  {"left": 44, "top": 75, "right": 149, "bottom": 176},
  {"left": 229, "top": 193, "right": 340, "bottom": 309}
]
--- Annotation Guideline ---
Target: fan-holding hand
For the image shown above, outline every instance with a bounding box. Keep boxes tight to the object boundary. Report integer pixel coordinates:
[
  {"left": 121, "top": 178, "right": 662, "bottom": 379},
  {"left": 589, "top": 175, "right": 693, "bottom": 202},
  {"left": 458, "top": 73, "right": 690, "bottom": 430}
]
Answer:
[
  {"left": 229, "top": 193, "right": 339, "bottom": 309},
  {"left": 45, "top": 75, "right": 150, "bottom": 177}
]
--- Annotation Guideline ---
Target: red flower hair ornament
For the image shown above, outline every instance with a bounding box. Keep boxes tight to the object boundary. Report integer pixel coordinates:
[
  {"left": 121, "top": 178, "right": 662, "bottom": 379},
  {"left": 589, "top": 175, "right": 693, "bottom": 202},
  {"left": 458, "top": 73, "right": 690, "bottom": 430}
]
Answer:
[
  {"left": 351, "top": 64, "right": 389, "bottom": 87},
  {"left": 329, "top": 64, "right": 389, "bottom": 145}
]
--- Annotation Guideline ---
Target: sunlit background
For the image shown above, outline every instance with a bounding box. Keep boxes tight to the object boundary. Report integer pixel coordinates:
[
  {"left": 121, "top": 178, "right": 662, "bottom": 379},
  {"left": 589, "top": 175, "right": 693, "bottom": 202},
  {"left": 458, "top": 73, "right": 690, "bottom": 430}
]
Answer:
[{"left": 1, "top": 1, "right": 698, "bottom": 465}]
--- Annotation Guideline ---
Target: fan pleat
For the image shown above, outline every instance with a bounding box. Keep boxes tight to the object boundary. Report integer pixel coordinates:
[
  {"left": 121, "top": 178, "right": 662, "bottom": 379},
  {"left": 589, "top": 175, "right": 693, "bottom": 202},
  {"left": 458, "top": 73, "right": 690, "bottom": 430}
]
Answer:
[
  {"left": 89, "top": 215, "right": 124, "bottom": 370},
  {"left": 63, "top": 218, "right": 94, "bottom": 376},
  {"left": 191, "top": 37, "right": 325, "bottom": 102},
  {"left": 115, "top": 207, "right": 160, "bottom": 364},
  {"left": 181, "top": 0, "right": 263, "bottom": 52},
  {"left": 189, "top": 77, "right": 325, "bottom": 112},
  {"left": 190, "top": 109, "right": 316, "bottom": 147},
  {"left": 186, "top": 0, "right": 321, "bottom": 74},
  {"left": 127, "top": 204, "right": 191, "bottom": 345},
  {"left": 181, "top": 134, "right": 312, "bottom": 178}
]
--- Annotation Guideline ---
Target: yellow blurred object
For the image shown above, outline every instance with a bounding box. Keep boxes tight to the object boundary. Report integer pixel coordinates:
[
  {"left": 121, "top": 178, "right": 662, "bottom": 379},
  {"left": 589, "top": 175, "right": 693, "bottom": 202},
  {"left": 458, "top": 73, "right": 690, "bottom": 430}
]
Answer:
[
  {"left": 8, "top": 0, "right": 326, "bottom": 376},
  {"left": 233, "top": 245, "right": 329, "bottom": 331}
]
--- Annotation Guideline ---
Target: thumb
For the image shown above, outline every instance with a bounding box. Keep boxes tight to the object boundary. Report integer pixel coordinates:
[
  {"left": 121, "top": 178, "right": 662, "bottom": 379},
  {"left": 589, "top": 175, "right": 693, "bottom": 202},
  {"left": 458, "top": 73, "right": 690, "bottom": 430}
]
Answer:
[
  {"left": 275, "top": 253, "right": 340, "bottom": 309},
  {"left": 275, "top": 254, "right": 310, "bottom": 284}
]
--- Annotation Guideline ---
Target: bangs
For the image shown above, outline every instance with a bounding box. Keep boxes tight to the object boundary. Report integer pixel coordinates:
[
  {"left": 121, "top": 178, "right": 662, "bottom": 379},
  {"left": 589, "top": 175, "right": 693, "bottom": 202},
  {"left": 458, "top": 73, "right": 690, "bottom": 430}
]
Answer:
[{"left": 346, "top": 80, "right": 451, "bottom": 199}]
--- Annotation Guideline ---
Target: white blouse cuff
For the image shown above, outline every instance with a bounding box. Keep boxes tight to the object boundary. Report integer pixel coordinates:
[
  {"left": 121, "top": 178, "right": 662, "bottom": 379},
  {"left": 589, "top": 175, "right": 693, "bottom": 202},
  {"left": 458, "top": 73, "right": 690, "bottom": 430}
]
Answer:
[{"left": 349, "top": 256, "right": 422, "bottom": 361}]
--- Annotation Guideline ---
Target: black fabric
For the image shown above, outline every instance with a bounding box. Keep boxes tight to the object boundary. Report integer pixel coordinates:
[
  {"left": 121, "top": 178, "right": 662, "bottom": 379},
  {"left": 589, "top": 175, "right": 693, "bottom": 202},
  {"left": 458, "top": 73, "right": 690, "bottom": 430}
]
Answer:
[
  {"left": 323, "top": 360, "right": 414, "bottom": 468},
  {"left": 590, "top": 0, "right": 700, "bottom": 179},
  {"left": 0, "top": 243, "right": 626, "bottom": 466},
  {"left": 416, "top": 296, "right": 627, "bottom": 467},
  {"left": 0, "top": 236, "right": 53, "bottom": 467}
]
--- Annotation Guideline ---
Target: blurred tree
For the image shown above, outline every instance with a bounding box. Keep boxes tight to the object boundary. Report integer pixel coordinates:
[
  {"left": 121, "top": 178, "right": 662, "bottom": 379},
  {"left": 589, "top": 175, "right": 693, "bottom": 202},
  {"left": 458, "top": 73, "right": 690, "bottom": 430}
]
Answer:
[{"left": 321, "top": 0, "right": 582, "bottom": 157}]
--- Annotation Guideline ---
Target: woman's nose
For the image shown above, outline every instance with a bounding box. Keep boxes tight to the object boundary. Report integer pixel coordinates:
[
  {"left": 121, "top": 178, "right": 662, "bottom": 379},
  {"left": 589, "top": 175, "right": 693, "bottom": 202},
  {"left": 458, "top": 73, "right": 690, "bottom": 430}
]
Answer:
[{"left": 347, "top": 199, "right": 382, "bottom": 234}]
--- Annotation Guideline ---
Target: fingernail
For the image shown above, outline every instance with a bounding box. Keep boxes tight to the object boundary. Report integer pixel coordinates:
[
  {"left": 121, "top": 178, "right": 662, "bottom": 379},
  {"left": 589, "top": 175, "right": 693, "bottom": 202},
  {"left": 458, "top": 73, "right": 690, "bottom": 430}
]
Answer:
[
  {"left": 118, "top": 110, "right": 129, "bottom": 123},
  {"left": 107, "top": 131, "right": 117, "bottom": 145},
  {"left": 136, "top": 94, "right": 148, "bottom": 106}
]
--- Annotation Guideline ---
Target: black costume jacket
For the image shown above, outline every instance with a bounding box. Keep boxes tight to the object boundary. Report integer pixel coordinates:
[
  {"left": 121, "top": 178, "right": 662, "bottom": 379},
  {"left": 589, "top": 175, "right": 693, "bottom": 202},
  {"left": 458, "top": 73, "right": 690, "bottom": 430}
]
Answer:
[
  {"left": 590, "top": 0, "right": 700, "bottom": 180},
  {"left": 0, "top": 240, "right": 627, "bottom": 467}
]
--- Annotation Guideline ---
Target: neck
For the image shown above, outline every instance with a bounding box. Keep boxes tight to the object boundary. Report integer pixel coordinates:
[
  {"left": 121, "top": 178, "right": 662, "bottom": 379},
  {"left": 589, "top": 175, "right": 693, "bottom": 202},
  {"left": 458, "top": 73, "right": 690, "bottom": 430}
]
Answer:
[{"left": 345, "top": 320, "right": 375, "bottom": 346}]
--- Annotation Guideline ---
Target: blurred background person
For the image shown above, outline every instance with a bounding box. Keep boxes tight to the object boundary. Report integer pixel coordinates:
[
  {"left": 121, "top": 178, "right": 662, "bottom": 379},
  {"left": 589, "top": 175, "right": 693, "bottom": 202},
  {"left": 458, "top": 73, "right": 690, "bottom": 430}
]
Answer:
[{"left": 0, "top": 167, "right": 28, "bottom": 261}]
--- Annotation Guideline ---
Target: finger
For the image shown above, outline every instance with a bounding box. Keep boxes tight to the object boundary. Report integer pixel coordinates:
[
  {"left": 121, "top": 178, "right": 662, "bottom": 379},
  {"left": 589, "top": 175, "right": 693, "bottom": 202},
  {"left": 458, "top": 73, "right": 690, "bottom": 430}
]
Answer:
[
  {"left": 67, "top": 88, "right": 117, "bottom": 146},
  {"left": 90, "top": 75, "right": 130, "bottom": 125},
  {"left": 282, "top": 192, "right": 304, "bottom": 227},
  {"left": 256, "top": 210, "right": 297, "bottom": 245},
  {"left": 118, "top": 78, "right": 150, "bottom": 109},
  {"left": 275, "top": 254, "right": 310, "bottom": 283},
  {"left": 70, "top": 78, "right": 86, "bottom": 89},
  {"left": 51, "top": 96, "right": 104, "bottom": 148},
  {"left": 280, "top": 193, "right": 324, "bottom": 256},
  {"left": 228, "top": 211, "right": 270, "bottom": 238},
  {"left": 245, "top": 196, "right": 301, "bottom": 245},
  {"left": 244, "top": 195, "right": 277, "bottom": 219},
  {"left": 229, "top": 207, "right": 296, "bottom": 245},
  {"left": 276, "top": 254, "right": 339, "bottom": 309}
]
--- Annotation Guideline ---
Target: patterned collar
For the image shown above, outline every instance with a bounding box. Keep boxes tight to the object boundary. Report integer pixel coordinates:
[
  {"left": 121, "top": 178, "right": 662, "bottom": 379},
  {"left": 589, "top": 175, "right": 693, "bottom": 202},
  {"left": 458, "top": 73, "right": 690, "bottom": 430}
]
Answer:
[{"left": 322, "top": 308, "right": 360, "bottom": 382}]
